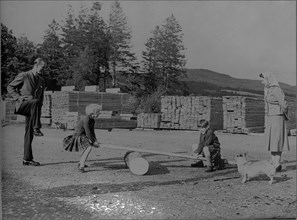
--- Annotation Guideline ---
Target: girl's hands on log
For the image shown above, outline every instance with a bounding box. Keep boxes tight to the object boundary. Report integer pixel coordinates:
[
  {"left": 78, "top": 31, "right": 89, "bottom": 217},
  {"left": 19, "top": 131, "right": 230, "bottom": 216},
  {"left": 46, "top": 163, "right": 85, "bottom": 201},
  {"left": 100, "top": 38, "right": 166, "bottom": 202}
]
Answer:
[{"left": 93, "top": 141, "right": 101, "bottom": 148}]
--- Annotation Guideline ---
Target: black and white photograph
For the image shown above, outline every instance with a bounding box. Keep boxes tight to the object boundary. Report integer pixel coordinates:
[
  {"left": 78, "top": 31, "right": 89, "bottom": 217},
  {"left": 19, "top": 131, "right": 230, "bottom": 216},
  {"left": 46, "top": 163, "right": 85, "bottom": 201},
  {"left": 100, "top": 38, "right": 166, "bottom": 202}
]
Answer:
[{"left": 1, "top": 1, "right": 296, "bottom": 219}]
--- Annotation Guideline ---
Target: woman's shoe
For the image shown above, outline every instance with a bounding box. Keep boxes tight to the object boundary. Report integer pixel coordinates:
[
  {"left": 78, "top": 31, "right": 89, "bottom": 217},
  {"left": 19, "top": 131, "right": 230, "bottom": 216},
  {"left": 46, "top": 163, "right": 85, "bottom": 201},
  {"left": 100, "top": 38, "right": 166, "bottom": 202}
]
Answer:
[{"left": 23, "top": 160, "right": 40, "bottom": 166}]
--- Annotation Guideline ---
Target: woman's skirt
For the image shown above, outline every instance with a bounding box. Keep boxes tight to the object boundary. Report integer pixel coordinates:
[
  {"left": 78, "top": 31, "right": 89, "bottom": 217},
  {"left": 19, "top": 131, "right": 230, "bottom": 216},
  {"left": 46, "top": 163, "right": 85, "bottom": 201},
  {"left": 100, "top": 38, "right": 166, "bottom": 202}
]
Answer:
[
  {"left": 63, "top": 133, "right": 92, "bottom": 152},
  {"left": 265, "top": 115, "right": 290, "bottom": 152}
]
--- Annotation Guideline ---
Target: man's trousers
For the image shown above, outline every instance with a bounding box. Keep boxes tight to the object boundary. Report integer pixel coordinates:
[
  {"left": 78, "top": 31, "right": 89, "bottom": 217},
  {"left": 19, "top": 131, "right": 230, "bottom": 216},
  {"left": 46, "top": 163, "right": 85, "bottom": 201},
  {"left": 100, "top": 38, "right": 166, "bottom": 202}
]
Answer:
[{"left": 15, "top": 99, "right": 42, "bottom": 161}]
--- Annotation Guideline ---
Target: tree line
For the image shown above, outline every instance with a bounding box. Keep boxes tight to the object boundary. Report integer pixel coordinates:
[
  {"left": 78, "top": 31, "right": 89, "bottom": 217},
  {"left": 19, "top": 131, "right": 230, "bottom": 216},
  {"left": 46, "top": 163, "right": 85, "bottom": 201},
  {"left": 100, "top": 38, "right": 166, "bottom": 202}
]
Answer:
[{"left": 1, "top": 1, "right": 187, "bottom": 112}]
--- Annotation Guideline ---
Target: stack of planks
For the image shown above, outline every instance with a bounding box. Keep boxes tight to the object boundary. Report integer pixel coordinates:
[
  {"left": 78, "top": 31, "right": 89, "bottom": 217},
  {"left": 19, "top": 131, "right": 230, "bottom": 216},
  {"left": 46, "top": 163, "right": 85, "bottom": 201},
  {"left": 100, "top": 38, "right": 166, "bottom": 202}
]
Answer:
[
  {"left": 51, "top": 91, "right": 132, "bottom": 128},
  {"left": 223, "top": 96, "right": 265, "bottom": 134},
  {"left": 160, "top": 96, "right": 223, "bottom": 130},
  {"left": 137, "top": 113, "right": 161, "bottom": 129},
  {"left": 120, "top": 114, "right": 135, "bottom": 120},
  {"left": 65, "top": 112, "right": 79, "bottom": 130},
  {"left": 98, "top": 110, "right": 118, "bottom": 119},
  {"left": 94, "top": 118, "right": 137, "bottom": 130},
  {"left": 4, "top": 100, "right": 17, "bottom": 122},
  {"left": 40, "top": 92, "right": 52, "bottom": 125}
]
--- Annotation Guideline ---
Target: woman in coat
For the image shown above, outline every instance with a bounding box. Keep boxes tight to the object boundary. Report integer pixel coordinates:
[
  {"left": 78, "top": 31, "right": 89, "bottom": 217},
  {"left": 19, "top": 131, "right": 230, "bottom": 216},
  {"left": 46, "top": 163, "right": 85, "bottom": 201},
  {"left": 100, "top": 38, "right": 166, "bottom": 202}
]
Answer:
[{"left": 260, "top": 71, "right": 290, "bottom": 172}]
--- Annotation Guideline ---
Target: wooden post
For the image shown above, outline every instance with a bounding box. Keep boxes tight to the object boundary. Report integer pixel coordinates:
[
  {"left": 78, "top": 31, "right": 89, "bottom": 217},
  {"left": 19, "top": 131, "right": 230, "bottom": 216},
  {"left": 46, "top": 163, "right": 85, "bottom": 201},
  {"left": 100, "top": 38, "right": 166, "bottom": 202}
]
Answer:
[{"left": 124, "top": 151, "right": 149, "bottom": 175}]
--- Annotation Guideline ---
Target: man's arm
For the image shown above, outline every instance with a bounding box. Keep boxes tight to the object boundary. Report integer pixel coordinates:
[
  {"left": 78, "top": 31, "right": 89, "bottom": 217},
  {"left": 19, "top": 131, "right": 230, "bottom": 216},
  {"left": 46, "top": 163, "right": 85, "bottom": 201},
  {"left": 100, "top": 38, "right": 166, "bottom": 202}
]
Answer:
[{"left": 7, "top": 73, "right": 24, "bottom": 100}]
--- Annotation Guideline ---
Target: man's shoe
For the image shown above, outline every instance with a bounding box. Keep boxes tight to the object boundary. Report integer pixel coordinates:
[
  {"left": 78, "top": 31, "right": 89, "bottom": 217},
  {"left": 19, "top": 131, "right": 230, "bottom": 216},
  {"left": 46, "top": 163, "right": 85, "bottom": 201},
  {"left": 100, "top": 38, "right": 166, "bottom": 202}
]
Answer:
[
  {"left": 191, "top": 160, "right": 204, "bottom": 167},
  {"left": 34, "top": 129, "right": 44, "bottom": 136},
  {"left": 23, "top": 160, "right": 40, "bottom": 166},
  {"left": 205, "top": 166, "right": 214, "bottom": 172}
]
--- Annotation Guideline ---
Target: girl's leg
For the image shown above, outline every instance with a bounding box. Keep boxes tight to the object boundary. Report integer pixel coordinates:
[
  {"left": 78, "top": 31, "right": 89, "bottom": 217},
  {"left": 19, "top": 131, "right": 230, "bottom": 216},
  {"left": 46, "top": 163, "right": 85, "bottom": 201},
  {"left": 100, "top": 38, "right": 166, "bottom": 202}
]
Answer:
[{"left": 79, "top": 146, "right": 92, "bottom": 169}]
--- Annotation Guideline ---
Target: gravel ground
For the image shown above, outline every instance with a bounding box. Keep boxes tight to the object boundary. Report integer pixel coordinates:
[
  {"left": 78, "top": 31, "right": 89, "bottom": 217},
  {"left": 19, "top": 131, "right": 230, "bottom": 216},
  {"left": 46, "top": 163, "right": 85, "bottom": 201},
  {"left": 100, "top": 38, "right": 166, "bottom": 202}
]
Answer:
[{"left": 1, "top": 123, "right": 296, "bottom": 219}]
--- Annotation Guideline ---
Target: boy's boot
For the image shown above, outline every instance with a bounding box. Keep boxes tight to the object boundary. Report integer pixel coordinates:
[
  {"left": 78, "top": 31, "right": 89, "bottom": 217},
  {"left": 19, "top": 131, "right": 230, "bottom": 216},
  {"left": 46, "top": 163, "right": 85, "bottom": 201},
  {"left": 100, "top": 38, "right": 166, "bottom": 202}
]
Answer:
[{"left": 205, "top": 155, "right": 214, "bottom": 172}]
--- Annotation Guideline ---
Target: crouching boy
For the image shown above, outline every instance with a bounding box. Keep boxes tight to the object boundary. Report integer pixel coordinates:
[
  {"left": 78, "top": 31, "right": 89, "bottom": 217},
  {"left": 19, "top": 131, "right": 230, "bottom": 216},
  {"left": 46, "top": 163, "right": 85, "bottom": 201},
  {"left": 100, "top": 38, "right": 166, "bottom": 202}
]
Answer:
[{"left": 191, "top": 119, "right": 224, "bottom": 172}]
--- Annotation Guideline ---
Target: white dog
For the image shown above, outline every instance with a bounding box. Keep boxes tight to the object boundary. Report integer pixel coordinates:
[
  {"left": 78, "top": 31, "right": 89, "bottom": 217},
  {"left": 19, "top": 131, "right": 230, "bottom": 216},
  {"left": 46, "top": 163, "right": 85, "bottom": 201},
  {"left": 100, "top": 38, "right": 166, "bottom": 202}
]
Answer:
[{"left": 235, "top": 153, "right": 276, "bottom": 184}]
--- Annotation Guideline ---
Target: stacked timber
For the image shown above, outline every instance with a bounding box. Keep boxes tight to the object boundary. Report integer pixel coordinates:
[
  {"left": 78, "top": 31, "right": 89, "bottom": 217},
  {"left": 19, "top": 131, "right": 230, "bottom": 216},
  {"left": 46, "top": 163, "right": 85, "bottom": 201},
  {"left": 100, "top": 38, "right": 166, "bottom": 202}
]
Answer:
[
  {"left": 65, "top": 112, "right": 79, "bottom": 130},
  {"left": 4, "top": 100, "right": 17, "bottom": 122},
  {"left": 61, "top": 86, "right": 75, "bottom": 91},
  {"left": 223, "top": 96, "right": 265, "bottom": 134},
  {"left": 98, "top": 110, "right": 118, "bottom": 119},
  {"left": 95, "top": 118, "right": 137, "bottom": 130},
  {"left": 120, "top": 114, "right": 135, "bottom": 120},
  {"left": 84, "top": 85, "right": 100, "bottom": 92},
  {"left": 40, "top": 92, "right": 52, "bottom": 125},
  {"left": 51, "top": 91, "right": 132, "bottom": 127},
  {"left": 106, "top": 88, "right": 121, "bottom": 93},
  {"left": 137, "top": 113, "right": 161, "bottom": 129},
  {"left": 160, "top": 96, "right": 223, "bottom": 130}
]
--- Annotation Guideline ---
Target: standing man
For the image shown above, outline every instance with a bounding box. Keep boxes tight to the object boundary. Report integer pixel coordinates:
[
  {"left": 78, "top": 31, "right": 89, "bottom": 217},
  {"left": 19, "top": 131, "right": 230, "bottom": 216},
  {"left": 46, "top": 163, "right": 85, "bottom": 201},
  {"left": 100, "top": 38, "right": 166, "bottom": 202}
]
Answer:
[{"left": 7, "top": 58, "right": 46, "bottom": 166}]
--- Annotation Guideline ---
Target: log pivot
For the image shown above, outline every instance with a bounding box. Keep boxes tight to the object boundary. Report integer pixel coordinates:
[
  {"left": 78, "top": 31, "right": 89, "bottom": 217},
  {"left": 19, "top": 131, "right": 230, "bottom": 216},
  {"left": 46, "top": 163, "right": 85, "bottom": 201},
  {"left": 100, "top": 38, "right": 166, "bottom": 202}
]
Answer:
[{"left": 124, "top": 151, "right": 149, "bottom": 175}]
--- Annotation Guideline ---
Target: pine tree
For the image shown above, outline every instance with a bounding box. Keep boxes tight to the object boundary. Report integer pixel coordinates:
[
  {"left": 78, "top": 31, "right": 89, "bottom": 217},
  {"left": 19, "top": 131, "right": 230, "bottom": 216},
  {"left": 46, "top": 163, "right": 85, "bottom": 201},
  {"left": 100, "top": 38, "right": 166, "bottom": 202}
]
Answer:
[
  {"left": 38, "top": 19, "right": 65, "bottom": 91},
  {"left": 108, "top": 1, "right": 136, "bottom": 87},
  {"left": 1, "top": 23, "right": 17, "bottom": 95},
  {"left": 142, "top": 14, "right": 186, "bottom": 95}
]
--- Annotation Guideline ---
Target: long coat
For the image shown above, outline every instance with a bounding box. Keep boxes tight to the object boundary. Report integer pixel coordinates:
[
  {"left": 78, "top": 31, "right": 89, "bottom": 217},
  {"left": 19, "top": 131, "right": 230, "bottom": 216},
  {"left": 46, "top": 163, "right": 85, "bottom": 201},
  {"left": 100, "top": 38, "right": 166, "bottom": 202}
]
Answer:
[{"left": 264, "top": 85, "right": 289, "bottom": 152}]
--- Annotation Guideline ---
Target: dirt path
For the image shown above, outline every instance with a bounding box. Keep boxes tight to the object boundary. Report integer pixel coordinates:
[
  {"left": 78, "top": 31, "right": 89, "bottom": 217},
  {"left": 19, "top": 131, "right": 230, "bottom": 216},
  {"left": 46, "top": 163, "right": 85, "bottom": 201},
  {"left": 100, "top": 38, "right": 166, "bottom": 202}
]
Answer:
[{"left": 1, "top": 124, "right": 296, "bottom": 219}]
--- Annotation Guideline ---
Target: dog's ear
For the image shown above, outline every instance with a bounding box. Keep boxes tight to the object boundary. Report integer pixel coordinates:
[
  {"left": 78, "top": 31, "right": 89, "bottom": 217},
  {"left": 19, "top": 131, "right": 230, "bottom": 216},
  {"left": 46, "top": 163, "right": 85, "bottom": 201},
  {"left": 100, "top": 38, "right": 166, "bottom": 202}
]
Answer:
[{"left": 243, "top": 152, "right": 248, "bottom": 157}]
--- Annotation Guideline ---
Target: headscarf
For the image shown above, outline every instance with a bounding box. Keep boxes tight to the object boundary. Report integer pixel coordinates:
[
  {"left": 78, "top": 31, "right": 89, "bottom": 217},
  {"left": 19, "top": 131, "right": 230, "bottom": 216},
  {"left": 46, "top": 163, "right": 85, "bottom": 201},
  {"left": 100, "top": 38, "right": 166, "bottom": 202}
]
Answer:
[{"left": 260, "top": 71, "right": 280, "bottom": 96}]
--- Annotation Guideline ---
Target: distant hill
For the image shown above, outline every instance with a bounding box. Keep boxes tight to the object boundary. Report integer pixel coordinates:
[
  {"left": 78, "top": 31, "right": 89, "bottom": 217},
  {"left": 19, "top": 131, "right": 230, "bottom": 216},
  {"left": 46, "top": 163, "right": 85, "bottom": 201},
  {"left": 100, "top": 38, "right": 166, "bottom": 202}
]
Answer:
[{"left": 180, "top": 69, "right": 296, "bottom": 98}]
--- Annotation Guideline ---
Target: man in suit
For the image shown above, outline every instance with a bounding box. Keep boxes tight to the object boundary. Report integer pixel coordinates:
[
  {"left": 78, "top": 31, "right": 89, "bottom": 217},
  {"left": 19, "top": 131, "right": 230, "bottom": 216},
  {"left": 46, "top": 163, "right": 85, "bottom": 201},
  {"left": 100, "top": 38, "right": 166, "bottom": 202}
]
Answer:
[{"left": 7, "top": 58, "right": 46, "bottom": 166}]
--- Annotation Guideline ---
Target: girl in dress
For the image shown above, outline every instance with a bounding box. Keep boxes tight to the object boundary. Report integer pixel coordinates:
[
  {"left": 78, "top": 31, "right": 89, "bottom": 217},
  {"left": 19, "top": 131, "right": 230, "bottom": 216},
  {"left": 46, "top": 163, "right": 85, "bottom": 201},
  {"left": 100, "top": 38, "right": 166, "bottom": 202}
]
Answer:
[{"left": 63, "top": 104, "right": 102, "bottom": 172}]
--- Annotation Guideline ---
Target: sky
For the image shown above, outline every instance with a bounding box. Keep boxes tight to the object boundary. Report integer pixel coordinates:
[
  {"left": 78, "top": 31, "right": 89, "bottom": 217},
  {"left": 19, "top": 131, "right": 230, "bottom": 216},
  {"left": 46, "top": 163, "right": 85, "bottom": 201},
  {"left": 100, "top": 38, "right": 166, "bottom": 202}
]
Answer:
[{"left": 1, "top": 1, "right": 296, "bottom": 86}]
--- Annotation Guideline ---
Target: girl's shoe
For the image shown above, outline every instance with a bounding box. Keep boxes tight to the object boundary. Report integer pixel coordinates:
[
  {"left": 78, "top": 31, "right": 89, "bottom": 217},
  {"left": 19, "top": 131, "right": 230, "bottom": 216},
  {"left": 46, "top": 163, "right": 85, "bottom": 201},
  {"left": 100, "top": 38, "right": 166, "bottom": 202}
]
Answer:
[
  {"left": 276, "top": 165, "right": 282, "bottom": 172},
  {"left": 23, "top": 160, "right": 40, "bottom": 166},
  {"left": 78, "top": 163, "right": 88, "bottom": 173}
]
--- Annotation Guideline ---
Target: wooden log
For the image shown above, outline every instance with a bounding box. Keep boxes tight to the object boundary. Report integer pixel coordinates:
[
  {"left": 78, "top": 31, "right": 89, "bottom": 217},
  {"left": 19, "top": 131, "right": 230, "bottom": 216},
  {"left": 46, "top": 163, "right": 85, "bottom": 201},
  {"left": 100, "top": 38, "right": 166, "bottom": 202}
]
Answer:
[{"left": 124, "top": 151, "right": 149, "bottom": 175}]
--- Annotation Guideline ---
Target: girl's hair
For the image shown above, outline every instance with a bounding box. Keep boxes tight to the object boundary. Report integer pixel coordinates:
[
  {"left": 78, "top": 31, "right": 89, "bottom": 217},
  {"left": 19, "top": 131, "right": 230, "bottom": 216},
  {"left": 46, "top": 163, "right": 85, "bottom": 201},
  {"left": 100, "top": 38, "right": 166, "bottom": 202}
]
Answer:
[
  {"left": 85, "top": 104, "right": 102, "bottom": 115},
  {"left": 198, "top": 119, "right": 209, "bottom": 128}
]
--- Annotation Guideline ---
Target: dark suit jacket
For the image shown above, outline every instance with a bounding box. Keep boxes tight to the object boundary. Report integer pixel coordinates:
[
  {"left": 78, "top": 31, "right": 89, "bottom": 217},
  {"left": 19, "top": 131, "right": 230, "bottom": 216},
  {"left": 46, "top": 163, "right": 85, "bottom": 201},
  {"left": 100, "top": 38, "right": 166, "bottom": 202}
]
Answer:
[
  {"left": 196, "top": 129, "right": 220, "bottom": 155},
  {"left": 7, "top": 70, "right": 46, "bottom": 111}
]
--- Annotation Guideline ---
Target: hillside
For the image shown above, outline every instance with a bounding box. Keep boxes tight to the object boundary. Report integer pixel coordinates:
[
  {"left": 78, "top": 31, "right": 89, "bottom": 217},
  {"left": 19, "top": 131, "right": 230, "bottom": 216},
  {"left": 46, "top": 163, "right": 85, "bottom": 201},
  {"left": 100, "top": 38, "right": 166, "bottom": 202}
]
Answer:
[{"left": 181, "top": 69, "right": 296, "bottom": 98}]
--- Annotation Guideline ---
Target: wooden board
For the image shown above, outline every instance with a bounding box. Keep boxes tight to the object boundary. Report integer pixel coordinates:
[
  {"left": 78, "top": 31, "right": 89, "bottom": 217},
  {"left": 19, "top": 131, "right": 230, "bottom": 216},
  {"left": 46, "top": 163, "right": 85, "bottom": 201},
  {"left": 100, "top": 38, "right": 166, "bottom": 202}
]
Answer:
[{"left": 101, "top": 144, "right": 206, "bottom": 160}]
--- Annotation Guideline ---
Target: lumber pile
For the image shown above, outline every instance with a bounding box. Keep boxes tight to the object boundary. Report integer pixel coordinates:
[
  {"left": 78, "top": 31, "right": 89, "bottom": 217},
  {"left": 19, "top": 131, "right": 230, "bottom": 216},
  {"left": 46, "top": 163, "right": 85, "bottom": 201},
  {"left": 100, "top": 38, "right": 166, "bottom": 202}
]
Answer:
[
  {"left": 120, "top": 114, "right": 135, "bottom": 120},
  {"left": 51, "top": 91, "right": 132, "bottom": 126},
  {"left": 98, "top": 110, "right": 119, "bottom": 119},
  {"left": 41, "top": 92, "right": 52, "bottom": 125},
  {"left": 160, "top": 96, "right": 223, "bottom": 130},
  {"left": 4, "top": 100, "right": 17, "bottom": 122},
  {"left": 84, "top": 85, "right": 100, "bottom": 92},
  {"left": 137, "top": 113, "right": 161, "bottom": 129},
  {"left": 94, "top": 118, "right": 137, "bottom": 130},
  {"left": 223, "top": 96, "right": 265, "bottom": 134},
  {"left": 65, "top": 112, "right": 79, "bottom": 130},
  {"left": 106, "top": 88, "right": 121, "bottom": 93}
]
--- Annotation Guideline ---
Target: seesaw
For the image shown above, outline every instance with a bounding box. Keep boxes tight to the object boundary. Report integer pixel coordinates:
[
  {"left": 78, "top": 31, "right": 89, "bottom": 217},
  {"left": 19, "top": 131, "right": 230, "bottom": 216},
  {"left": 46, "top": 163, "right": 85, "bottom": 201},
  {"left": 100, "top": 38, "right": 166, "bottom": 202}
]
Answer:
[{"left": 100, "top": 144, "right": 206, "bottom": 175}]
